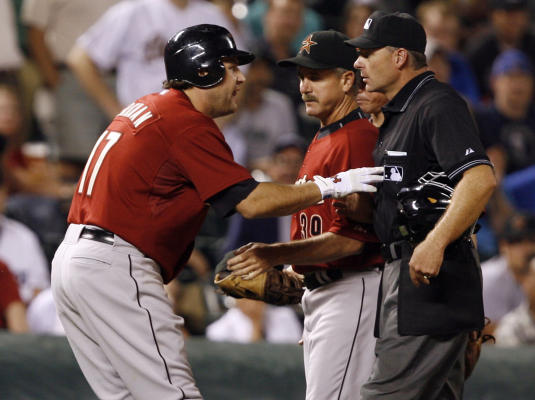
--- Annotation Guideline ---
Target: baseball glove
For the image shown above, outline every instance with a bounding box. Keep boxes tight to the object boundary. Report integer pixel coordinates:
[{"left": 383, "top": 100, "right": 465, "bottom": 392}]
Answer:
[
  {"left": 214, "top": 251, "right": 304, "bottom": 306},
  {"left": 465, "top": 318, "right": 495, "bottom": 380}
]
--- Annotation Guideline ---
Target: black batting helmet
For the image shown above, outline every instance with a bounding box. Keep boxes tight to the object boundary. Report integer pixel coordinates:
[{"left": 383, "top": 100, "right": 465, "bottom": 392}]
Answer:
[
  {"left": 164, "top": 24, "right": 254, "bottom": 88},
  {"left": 397, "top": 171, "right": 454, "bottom": 241}
]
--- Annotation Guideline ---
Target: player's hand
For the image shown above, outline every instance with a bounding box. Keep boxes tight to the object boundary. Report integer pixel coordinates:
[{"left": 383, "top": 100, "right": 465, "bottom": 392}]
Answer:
[
  {"left": 313, "top": 166, "right": 384, "bottom": 199},
  {"left": 408, "top": 235, "right": 446, "bottom": 287},
  {"left": 226, "top": 242, "right": 277, "bottom": 280}
]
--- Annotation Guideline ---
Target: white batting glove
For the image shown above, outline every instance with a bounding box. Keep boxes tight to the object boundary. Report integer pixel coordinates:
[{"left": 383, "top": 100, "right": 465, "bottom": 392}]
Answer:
[{"left": 313, "top": 167, "right": 384, "bottom": 199}]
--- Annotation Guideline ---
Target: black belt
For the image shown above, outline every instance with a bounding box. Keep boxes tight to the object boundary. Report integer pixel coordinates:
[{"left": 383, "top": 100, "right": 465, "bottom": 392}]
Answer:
[
  {"left": 380, "top": 240, "right": 413, "bottom": 263},
  {"left": 303, "top": 269, "right": 343, "bottom": 290},
  {"left": 80, "top": 227, "right": 115, "bottom": 245}
]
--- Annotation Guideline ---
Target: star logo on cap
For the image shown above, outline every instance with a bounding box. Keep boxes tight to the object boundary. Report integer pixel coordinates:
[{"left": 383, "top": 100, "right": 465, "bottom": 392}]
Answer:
[{"left": 300, "top": 34, "right": 318, "bottom": 54}]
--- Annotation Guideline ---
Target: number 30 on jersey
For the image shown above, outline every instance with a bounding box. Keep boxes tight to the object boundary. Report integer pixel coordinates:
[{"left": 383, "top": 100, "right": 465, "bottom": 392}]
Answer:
[
  {"left": 77, "top": 130, "right": 122, "bottom": 196},
  {"left": 299, "top": 213, "right": 323, "bottom": 239}
]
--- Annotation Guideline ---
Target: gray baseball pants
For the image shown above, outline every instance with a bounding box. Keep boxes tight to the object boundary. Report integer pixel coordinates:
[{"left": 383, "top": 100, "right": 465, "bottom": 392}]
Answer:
[
  {"left": 51, "top": 224, "right": 202, "bottom": 400},
  {"left": 302, "top": 268, "right": 381, "bottom": 400},
  {"left": 361, "top": 259, "right": 468, "bottom": 400}
]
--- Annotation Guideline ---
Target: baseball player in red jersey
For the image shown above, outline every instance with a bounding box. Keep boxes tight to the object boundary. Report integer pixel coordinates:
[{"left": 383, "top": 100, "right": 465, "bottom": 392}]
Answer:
[
  {"left": 227, "top": 31, "right": 383, "bottom": 400},
  {"left": 51, "top": 24, "right": 384, "bottom": 400}
]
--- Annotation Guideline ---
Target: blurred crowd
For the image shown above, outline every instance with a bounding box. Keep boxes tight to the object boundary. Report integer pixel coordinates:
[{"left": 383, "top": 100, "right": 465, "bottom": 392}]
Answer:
[{"left": 1, "top": 0, "right": 535, "bottom": 348}]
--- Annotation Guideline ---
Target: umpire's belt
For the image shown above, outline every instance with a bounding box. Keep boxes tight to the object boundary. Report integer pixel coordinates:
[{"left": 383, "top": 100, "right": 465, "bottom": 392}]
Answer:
[
  {"left": 380, "top": 240, "right": 413, "bottom": 263},
  {"left": 80, "top": 226, "right": 115, "bottom": 245},
  {"left": 303, "top": 269, "right": 343, "bottom": 290}
]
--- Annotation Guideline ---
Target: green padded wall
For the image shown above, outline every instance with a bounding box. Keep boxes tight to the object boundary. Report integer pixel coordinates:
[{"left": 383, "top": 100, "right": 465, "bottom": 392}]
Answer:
[{"left": 1, "top": 333, "right": 534, "bottom": 399}]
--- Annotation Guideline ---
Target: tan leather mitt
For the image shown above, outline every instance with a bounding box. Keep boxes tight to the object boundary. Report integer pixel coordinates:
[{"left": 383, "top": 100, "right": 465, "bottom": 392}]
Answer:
[{"left": 214, "top": 251, "right": 304, "bottom": 306}]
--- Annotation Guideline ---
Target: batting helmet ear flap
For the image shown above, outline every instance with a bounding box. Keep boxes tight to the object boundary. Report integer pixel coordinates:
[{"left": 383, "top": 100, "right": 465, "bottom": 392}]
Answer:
[{"left": 164, "top": 24, "right": 254, "bottom": 88}]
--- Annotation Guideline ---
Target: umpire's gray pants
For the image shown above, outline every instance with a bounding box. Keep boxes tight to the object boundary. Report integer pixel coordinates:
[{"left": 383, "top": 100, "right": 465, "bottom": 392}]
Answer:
[{"left": 361, "top": 260, "right": 468, "bottom": 400}]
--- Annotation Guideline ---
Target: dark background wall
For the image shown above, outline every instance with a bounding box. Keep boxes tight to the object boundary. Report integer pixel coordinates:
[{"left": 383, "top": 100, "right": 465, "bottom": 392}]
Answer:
[{"left": 0, "top": 333, "right": 534, "bottom": 400}]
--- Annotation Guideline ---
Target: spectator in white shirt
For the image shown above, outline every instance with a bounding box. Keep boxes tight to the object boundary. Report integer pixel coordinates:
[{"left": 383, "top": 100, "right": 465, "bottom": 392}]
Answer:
[
  {"left": 495, "top": 253, "right": 535, "bottom": 346},
  {"left": 0, "top": 173, "right": 49, "bottom": 305},
  {"left": 482, "top": 213, "right": 535, "bottom": 332},
  {"left": 22, "top": 0, "right": 119, "bottom": 164},
  {"left": 67, "top": 0, "right": 247, "bottom": 120},
  {"left": 27, "top": 288, "right": 64, "bottom": 335},
  {"left": 206, "top": 298, "right": 302, "bottom": 344}
]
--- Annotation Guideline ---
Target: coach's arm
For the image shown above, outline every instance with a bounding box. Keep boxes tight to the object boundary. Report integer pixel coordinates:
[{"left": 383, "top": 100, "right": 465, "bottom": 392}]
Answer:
[{"left": 226, "top": 233, "right": 364, "bottom": 279}]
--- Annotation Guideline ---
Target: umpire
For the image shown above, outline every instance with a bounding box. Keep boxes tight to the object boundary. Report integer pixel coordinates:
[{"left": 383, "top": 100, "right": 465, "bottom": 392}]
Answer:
[{"left": 347, "top": 11, "right": 497, "bottom": 399}]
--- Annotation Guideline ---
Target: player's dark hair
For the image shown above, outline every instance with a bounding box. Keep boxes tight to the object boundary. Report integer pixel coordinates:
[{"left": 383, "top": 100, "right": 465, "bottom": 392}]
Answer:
[{"left": 162, "top": 79, "right": 193, "bottom": 91}]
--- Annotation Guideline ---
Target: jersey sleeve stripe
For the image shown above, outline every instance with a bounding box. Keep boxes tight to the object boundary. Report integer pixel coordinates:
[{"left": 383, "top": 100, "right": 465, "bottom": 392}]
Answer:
[{"left": 447, "top": 159, "right": 494, "bottom": 181}]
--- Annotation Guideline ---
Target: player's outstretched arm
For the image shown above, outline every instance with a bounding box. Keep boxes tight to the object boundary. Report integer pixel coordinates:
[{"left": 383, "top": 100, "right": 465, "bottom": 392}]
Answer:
[
  {"left": 226, "top": 233, "right": 364, "bottom": 279},
  {"left": 236, "top": 167, "right": 384, "bottom": 219}
]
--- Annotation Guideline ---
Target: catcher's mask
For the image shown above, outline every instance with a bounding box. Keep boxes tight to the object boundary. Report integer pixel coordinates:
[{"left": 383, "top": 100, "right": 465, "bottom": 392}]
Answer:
[
  {"left": 397, "top": 171, "right": 454, "bottom": 241},
  {"left": 164, "top": 24, "right": 254, "bottom": 88}
]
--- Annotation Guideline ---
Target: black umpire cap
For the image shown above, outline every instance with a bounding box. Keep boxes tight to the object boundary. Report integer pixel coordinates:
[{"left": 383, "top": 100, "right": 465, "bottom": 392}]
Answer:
[
  {"left": 278, "top": 30, "right": 358, "bottom": 71},
  {"left": 345, "top": 11, "right": 427, "bottom": 54}
]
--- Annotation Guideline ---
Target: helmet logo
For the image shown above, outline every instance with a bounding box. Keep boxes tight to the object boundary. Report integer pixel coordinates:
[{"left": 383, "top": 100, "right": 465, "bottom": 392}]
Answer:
[
  {"left": 300, "top": 34, "right": 318, "bottom": 54},
  {"left": 385, "top": 166, "right": 403, "bottom": 182}
]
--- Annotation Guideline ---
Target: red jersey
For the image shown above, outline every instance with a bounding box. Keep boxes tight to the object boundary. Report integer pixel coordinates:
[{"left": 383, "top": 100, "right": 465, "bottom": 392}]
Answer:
[
  {"left": 291, "top": 110, "right": 383, "bottom": 274},
  {"left": 0, "top": 261, "right": 22, "bottom": 329},
  {"left": 69, "top": 89, "right": 252, "bottom": 282}
]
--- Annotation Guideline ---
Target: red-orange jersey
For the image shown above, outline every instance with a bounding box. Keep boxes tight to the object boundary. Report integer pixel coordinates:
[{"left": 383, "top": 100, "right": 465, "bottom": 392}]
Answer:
[
  {"left": 291, "top": 110, "right": 383, "bottom": 274},
  {"left": 68, "top": 89, "right": 252, "bottom": 282}
]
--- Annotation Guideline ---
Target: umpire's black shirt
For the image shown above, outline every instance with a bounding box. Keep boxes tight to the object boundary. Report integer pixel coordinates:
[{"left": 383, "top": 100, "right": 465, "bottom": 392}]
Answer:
[{"left": 373, "top": 71, "right": 492, "bottom": 244}]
